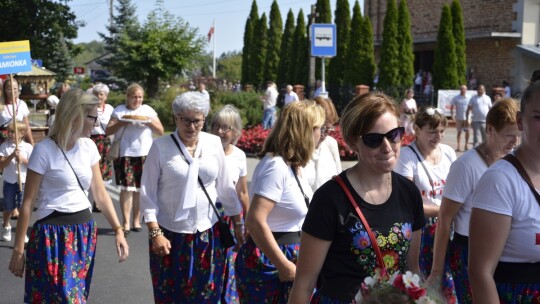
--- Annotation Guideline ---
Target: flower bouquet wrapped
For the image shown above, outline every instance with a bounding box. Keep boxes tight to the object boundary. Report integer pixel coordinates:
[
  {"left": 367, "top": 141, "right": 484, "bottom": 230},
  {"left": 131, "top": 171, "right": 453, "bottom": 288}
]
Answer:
[{"left": 356, "top": 269, "right": 444, "bottom": 304}]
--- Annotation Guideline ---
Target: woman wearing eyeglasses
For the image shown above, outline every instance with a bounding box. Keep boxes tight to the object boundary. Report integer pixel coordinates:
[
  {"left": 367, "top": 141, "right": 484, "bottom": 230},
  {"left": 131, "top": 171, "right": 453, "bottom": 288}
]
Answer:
[
  {"left": 289, "top": 93, "right": 424, "bottom": 303},
  {"left": 394, "top": 107, "right": 457, "bottom": 302},
  {"left": 140, "top": 92, "right": 244, "bottom": 303},
  {"left": 209, "top": 104, "right": 249, "bottom": 303},
  {"left": 428, "top": 99, "right": 520, "bottom": 303},
  {"left": 105, "top": 84, "right": 164, "bottom": 235},
  {"left": 304, "top": 96, "right": 342, "bottom": 192},
  {"left": 8, "top": 89, "right": 129, "bottom": 302}
]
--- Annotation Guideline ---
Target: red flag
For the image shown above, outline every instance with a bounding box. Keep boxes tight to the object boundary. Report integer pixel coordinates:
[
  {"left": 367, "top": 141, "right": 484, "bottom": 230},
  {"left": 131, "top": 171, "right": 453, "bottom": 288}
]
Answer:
[{"left": 207, "top": 26, "right": 214, "bottom": 42}]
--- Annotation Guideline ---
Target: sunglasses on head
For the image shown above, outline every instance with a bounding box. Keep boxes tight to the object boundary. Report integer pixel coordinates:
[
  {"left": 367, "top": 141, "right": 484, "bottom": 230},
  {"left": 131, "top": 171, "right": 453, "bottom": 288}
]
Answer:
[
  {"left": 360, "top": 127, "right": 405, "bottom": 149},
  {"left": 425, "top": 108, "right": 444, "bottom": 116}
]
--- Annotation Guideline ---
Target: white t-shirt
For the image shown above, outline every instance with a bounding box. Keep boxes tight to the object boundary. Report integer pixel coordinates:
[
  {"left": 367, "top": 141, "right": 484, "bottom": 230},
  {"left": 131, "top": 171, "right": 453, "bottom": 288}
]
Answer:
[
  {"left": 394, "top": 142, "right": 456, "bottom": 206},
  {"left": 111, "top": 104, "right": 158, "bottom": 157},
  {"left": 250, "top": 154, "right": 313, "bottom": 232},
  {"left": 443, "top": 148, "right": 487, "bottom": 236},
  {"left": 451, "top": 94, "right": 469, "bottom": 121},
  {"left": 264, "top": 87, "right": 278, "bottom": 109},
  {"left": 91, "top": 103, "right": 114, "bottom": 135},
  {"left": 469, "top": 94, "right": 492, "bottom": 122},
  {"left": 0, "top": 99, "right": 30, "bottom": 127},
  {"left": 0, "top": 140, "right": 33, "bottom": 184},
  {"left": 304, "top": 136, "right": 342, "bottom": 192},
  {"left": 284, "top": 92, "right": 299, "bottom": 105},
  {"left": 225, "top": 145, "right": 247, "bottom": 185},
  {"left": 28, "top": 138, "right": 100, "bottom": 220},
  {"left": 403, "top": 98, "right": 417, "bottom": 113},
  {"left": 472, "top": 159, "right": 540, "bottom": 263}
]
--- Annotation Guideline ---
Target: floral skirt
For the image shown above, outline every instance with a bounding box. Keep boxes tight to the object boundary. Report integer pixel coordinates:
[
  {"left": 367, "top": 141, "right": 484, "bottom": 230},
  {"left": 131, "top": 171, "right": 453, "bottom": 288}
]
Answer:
[
  {"left": 419, "top": 222, "right": 458, "bottom": 304},
  {"left": 235, "top": 238, "right": 300, "bottom": 304},
  {"left": 25, "top": 219, "right": 98, "bottom": 304},
  {"left": 310, "top": 290, "right": 356, "bottom": 304},
  {"left": 90, "top": 135, "right": 112, "bottom": 181},
  {"left": 149, "top": 224, "right": 227, "bottom": 303},
  {"left": 216, "top": 202, "right": 241, "bottom": 304},
  {"left": 497, "top": 282, "right": 540, "bottom": 303},
  {"left": 449, "top": 234, "right": 472, "bottom": 304},
  {"left": 113, "top": 156, "right": 145, "bottom": 191}
]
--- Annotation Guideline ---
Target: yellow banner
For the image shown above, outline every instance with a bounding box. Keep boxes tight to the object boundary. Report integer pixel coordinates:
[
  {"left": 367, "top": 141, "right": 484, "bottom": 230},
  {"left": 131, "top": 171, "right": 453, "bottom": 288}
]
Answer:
[{"left": 0, "top": 40, "right": 30, "bottom": 55}]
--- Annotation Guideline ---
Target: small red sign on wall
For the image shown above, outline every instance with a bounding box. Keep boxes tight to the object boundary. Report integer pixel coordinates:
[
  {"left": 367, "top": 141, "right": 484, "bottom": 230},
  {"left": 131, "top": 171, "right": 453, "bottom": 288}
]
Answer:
[{"left": 73, "top": 67, "right": 85, "bottom": 74}]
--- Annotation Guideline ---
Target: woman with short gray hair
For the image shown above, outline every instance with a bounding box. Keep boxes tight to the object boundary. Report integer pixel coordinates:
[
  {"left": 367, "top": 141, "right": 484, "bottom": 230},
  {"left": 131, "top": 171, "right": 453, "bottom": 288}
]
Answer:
[{"left": 141, "top": 92, "right": 244, "bottom": 303}]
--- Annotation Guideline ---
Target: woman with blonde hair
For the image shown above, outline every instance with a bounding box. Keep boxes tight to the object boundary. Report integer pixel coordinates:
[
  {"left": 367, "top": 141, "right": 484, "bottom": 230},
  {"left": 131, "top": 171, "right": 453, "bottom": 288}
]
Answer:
[
  {"left": 235, "top": 100, "right": 325, "bottom": 303},
  {"left": 0, "top": 78, "right": 34, "bottom": 145},
  {"left": 304, "top": 96, "right": 342, "bottom": 192},
  {"left": 106, "top": 83, "right": 164, "bottom": 234},
  {"left": 289, "top": 93, "right": 424, "bottom": 303},
  {"left": 9, "top": 89, "right": 128, "bottom": 302}
]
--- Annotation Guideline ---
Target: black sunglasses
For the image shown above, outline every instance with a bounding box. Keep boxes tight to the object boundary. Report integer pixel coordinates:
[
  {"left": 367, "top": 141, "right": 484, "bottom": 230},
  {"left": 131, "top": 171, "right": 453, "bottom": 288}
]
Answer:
[{"left": 360, "top": 127, "right": 405, "bottom": 149}]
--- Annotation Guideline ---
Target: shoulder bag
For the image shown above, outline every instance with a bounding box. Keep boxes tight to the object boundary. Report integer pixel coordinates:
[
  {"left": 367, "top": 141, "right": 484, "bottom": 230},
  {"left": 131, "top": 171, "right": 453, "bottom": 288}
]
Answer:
[{"left": 170, "top": 134, "right": 236, "bottom": 248}]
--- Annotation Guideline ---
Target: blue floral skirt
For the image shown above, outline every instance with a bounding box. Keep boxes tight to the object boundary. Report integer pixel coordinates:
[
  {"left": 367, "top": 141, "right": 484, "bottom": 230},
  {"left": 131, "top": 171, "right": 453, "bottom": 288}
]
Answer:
[
  {"left": 24, "top": 219, "right": 98, "bottom": 303},
  {"left": 149, "top": 224, "right": 226, "bottom": 303},
  {"left": 497, "top": 282, "right": 540, "bottom": 303},
  {"left": 419, "top": 221, "right": 458, "bottom": 303},
  {"left": 216, "top": 202, "right": 241, "bottom": 304},
  {"left": 235, "top": 238, "right": 300, "bottom": 304},
  {"left": 449, "top": 233, "right": 472, "bottom": 304}
]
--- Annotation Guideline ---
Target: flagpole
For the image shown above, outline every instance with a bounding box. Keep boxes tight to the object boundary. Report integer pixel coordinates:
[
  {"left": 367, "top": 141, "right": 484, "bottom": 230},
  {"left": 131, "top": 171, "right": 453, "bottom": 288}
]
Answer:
[{"left": 212, "top": 19, "right": 216, "bottom": 78}]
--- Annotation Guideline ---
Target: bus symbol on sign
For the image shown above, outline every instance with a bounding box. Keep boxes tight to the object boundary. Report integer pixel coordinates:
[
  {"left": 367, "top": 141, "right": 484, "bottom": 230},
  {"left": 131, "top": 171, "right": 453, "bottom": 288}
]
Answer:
[
  {"left": 316, "top": 34, "right": 332, "bottom": 41},
  {"left": 73, "top": 67, "right": 85, "bottom": 74}
]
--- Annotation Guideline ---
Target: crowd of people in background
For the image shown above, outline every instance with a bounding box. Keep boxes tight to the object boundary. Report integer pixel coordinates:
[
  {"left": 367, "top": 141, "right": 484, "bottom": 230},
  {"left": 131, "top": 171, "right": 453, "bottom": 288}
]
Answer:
[{"left": 0, "top": 70, "right": 538, "bottom": 304}]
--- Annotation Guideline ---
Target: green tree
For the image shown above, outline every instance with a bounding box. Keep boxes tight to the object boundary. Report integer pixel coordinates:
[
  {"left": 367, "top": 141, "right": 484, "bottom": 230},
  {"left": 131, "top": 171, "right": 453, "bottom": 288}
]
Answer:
[
  {"left": 397, "top": 0, "right": 414, "bottom": 89},
  {"left": 0, "top": 0, "right": 81, "bottom": 80},
  {"left": 315, "top": 0, "right": 332, "bottom": 80},
  {"left": 241, "top": 0, "right": 259, "bottom": 86},
  {"left": 217, "top": 51, "right": 242, "bottom": 82},
  {"left": 328, "top": 0, "right": 351, "bottom": 87},
  {"left": 252, "top": 13, "right": 268, "bottom": 89},
  {"left": 73, "top": 41, "right": 106, "bottom": 68},
  {"left": 290, "top": 10, "right": 308, "bottom": 87},
  {"left": 114, "top": 11, "right": 205, "bottom": 97},
  {"left": 345, "top": 1, "right": 375, "bottom": 88},
  {"left": 277, "top": 9, "right": 295, "bottom": 87},
  {"left": 451, "top": 0, "right": 467, "bottom": 85},
  {"left": 99, "top": 0, "right": 139, "bottom": 74},
  {"left": 378, "top": 0, "right": 399, "bottom": 92},
  {"left": 433, "top": 4, "right": 459, "bottom": 90},
  {"left": 359, "top": 12, "right": 376, "bottom": 88},
  {"left": 264, "top": 0, "right": 282, "bottom": 83}
]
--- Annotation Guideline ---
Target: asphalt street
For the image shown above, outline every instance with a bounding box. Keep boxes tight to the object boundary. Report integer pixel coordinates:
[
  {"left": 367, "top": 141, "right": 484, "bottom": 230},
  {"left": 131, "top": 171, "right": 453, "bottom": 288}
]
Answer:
[{"left": 0, "top": 126, "right": 463, "bottom": 303}]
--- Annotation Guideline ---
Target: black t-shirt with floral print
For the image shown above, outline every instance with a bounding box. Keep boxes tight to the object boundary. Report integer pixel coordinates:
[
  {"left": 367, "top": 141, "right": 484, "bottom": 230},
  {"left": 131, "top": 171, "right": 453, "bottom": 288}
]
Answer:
[{"left": 302, "top": 170, "right": 425, "bottom": 301}]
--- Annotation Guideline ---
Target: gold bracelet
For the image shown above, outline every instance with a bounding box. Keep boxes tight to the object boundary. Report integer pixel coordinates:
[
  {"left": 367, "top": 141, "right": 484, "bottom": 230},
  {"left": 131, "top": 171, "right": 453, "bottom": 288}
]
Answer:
[
  {"left": 113, "top": 225, "right": 123, "bottom": 232},
  {"left": 149, "top": 227, "right": 163, "bottom": 239}
]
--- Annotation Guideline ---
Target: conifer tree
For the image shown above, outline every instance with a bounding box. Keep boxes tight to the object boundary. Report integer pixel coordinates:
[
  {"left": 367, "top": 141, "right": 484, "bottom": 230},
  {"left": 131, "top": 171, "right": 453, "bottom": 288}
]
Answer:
[
  {"left": 264, "top": 0, "right": 283, "bottom": 84},
  {"left": 378, "top": 0, "right": 400, "bottom": 92},
  {"left": 290, "top": 10, "right": 308, "bottom": 87},
  {"left": 252, "top": 13, "right": 268, "bottom": 89},
  {"left": 359, "top": 14, "right": 376, "bottom": 88},
  {"left": 433, "top": 4, "right": 459, "bottom": 90},
  {"left": 241, "top": 0, "right": 259, "bottom": 86},
  {"left": 344, "top": 1, "right": 363, "bottom": 87},
  {"left": 451, "top": 0, "right": 467, "bottom": 85},
  {"left": 397, "top": 0, "right": 414, "bottom": 89},
  {"left": 328, "top": 0, "right": 351, "bottom": 87},
  {"left": 277, "top": 10, "right": 295, "bottom": 87}
]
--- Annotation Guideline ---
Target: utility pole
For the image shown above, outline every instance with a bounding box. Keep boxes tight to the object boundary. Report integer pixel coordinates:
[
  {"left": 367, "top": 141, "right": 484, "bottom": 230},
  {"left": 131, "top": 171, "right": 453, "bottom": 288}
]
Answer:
[{"left": 308, "top": 4, "right": 318, "bottom": 99}]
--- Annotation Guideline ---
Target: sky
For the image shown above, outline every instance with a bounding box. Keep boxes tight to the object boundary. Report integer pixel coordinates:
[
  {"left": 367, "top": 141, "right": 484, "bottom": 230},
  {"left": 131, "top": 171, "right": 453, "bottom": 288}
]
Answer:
[{"left": 71, "top": 0, "right": 362, "bottom": 56}]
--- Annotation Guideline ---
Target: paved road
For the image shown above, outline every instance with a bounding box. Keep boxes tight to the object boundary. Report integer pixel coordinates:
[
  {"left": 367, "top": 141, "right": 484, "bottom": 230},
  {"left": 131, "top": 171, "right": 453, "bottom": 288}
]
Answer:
[{"left": 0, "top": 126, "right": 464, "bottom": 303}]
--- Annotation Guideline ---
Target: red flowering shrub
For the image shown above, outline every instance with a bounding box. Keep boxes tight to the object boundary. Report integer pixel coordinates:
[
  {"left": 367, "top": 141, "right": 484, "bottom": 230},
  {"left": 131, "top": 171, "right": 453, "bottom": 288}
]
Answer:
[{"left": 237, "top": 124, "right": 357, "bottom": 161}]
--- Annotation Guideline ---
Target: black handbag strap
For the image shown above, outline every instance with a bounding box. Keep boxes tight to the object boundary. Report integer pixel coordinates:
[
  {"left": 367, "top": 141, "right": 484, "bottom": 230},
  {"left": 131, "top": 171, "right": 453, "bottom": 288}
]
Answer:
[
  {"left": 291, "top": 165, "right": 310, "bottom": 208},
  {"left": 408, "top": 145, "right": 436, "bottom": 199},
  {"left": 169, "top": 134, "right": 225, "bottom": 222},
  {"left": 54, "top": 140, "right": 86, "bottom": 194},
  {"left": 503, "top": 154, "right": 540, "bottom": 206}
]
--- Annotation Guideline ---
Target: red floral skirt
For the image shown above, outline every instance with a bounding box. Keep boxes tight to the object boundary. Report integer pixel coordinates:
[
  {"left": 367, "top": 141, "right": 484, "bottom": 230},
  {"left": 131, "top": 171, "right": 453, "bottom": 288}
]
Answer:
[
  {"left": 90, "top": 134, "right": 112, "bottom": 181},
  {"left": 113, "top": 156, "right": 145, "bottom": 191}
]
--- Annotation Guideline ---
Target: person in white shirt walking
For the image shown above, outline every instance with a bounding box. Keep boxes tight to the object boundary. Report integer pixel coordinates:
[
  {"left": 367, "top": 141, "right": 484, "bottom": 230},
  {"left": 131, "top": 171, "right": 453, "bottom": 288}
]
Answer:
[
  {"left": 466, "top": 85, "right": 492, "bottom": 148},
  {"left": 284, "top": 85, "right": 299, "bottom": 106},
  {"left": 451, "top": 85, "right": 471, "bottom": 151},
  {"left": 261, "top": 81, "right": 278, "bottom": 129}
]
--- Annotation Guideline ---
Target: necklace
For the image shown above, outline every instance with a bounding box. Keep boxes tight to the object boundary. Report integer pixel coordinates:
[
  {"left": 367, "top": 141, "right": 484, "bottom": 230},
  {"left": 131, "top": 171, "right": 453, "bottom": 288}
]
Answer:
[
  {"left": 358, "top": 171, "right": 391, "bottom": 205},
  {"left": 6, "top": 100, "right": 18, "bottom": 118}
]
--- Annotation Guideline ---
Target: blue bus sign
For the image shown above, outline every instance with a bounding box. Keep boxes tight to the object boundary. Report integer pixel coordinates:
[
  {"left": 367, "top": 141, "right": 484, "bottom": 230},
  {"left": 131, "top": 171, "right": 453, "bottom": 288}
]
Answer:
[
  {"left": 0, "top": 40, "right": 32, "bottom": 75},
  {"left": 311, "top": 24, "right": 336, "bottom": 57}
]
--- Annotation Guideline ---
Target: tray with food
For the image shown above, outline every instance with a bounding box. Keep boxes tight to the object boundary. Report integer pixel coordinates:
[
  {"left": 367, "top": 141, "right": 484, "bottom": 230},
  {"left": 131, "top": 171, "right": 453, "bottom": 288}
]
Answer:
[{"left": 120, "top": 115, "right": 151, "bottom": 123}]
